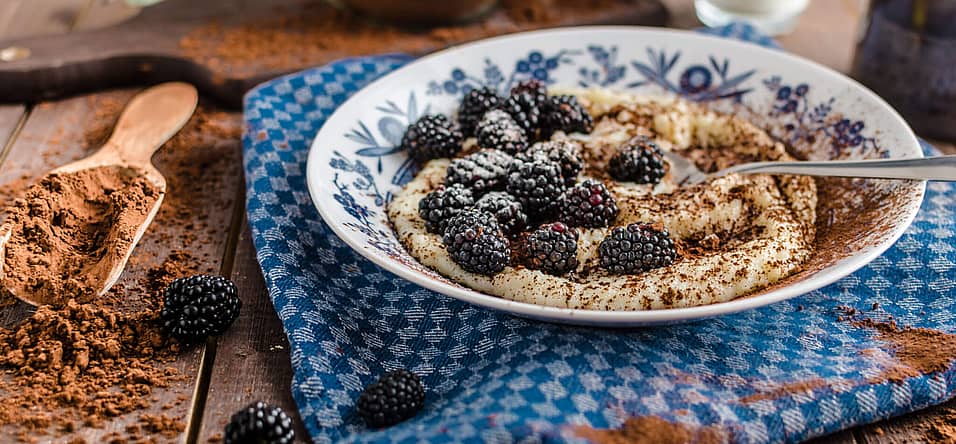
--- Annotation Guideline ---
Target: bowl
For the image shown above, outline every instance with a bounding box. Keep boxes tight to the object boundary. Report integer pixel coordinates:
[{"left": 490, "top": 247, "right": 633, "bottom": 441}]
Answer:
[{"left": 306, "top": 27, "right": 924, "bottom": 326}]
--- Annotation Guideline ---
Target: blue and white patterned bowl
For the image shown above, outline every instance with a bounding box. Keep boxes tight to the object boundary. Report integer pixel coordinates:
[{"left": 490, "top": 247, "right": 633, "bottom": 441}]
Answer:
[{"left": 306, "top": 27, "right": 924, "bottom": 326}]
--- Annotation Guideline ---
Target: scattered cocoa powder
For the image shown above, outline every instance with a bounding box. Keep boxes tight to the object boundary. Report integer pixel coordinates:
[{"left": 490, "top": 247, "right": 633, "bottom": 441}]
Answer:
[
  {"left": 574, "top": 416, "right": 729, "bottom": 444},
  {"left": 738, "top": 378, "right": 829, "bottom": 404},
  {"left": 0, "top": 94, "right": 241, "bottom": 441},
  {"left": 853, "top": 318, "right": 956, "bottom": 384},
  {"left": 0, "top": 166, "right": 161, "bottom": 306},
  {"left": 926, "top": 406, "right": 956, "bottom": 443},
  {"left": 0, "top": 298, "right": 184, "bottom": 441}
]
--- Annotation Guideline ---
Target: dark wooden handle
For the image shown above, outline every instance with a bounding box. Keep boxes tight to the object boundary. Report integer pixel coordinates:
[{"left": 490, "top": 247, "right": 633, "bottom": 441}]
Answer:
[{"left": 0, "top": 0, "right": 668, "bottom": 109}]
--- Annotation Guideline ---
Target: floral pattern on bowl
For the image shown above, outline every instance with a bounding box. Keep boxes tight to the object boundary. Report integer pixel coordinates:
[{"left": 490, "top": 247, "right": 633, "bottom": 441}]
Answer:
[{"left": 307, "top": 27, "right": 924, "bottom": 326}]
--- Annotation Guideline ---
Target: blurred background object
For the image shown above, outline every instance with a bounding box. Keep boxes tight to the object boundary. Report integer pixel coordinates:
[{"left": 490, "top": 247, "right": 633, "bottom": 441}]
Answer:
[
  {"left": 339, "top": 0, "right": 499, "bottom": 25},
  {"left": 694, "top": 0, "right": 810, "bottom": 35},
  {"left": 851, "top": 0, "right": 956, "bottom": 141}
]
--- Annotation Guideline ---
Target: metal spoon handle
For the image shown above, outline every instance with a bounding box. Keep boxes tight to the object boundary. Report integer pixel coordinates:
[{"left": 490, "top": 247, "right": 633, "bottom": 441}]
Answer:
[{"left": 720, "top": 155, "right": 956, "bottom": 181}]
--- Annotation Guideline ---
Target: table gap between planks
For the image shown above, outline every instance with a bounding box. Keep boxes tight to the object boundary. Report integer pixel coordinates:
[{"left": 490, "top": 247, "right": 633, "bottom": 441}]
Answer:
[{"left": 0, "top": 0, "right": 954, "bottom": 442}]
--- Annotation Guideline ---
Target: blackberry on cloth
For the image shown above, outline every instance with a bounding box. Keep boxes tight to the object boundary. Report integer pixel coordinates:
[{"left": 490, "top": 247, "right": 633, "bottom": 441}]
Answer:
[{"left": 356, "top": 369, "right": 426, "bottom": 428}]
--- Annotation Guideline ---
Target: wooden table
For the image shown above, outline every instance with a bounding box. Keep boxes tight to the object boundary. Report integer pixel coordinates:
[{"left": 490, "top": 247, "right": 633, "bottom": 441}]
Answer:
[{"left": 0, "top": 0, "right": 952, "bottom": 442}]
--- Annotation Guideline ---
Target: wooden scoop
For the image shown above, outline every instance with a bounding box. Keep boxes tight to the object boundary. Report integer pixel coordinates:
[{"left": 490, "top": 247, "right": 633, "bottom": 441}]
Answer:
[{"left": 0, "top": 82, "right": 198, "bottom": 306}]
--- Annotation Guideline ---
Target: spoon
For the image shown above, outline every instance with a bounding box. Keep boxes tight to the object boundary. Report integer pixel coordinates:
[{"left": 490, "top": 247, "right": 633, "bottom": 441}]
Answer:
[
  {"left": 662, "top": 150, "right": 956, "bottom": 185},
  {"left": 0, "top": 82, "right": 198, "bottom": 306}
]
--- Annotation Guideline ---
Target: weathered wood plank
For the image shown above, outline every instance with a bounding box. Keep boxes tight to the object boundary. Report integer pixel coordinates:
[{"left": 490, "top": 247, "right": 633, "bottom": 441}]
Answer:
[
  {"left": 0, "top": 105, "right": 26, "bottom": 155},
  {"left": 857, "top": 400, "right": 956, "bottom": 444},
  {"left": 197, "top": 220, "right": 308, "bottom": 442},
  {"left": 808, "top": 430, "right": 858, "bottom": 444},
  {"left": 0, "top": 90, "right": 245, "bottom": 442}
]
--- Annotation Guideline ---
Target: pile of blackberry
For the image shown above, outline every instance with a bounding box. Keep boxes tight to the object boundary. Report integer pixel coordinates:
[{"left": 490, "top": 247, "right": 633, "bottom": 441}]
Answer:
[{"left": 399, "top": 80, "right": 677, "bottom": 277}]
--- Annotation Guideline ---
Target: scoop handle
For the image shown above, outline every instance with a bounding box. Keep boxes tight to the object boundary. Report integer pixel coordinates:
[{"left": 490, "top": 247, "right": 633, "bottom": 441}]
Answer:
[{"left": 95, "top": 82, "right": 199, "bottom": 168}]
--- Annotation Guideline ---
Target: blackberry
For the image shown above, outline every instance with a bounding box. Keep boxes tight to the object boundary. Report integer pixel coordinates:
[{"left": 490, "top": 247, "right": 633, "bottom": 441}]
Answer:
[
  {"left": 505, "top": 158, "right": 567, "bottom": 217},
  {"left": 475, "top": 109, "right": 529, "bottom": 155},
  {"left": 458, "top": 87, "right": 502, "bottom": 137},
  {"left": 608, "top": 136, "right": 666, "bottom": 184},
  {"left": 475, "top": 191, "right": 528, "bottom": 235},
  {"left": 356, "top": 369, "right": 426, "bottom": 428},
  {"left": 598, "top": 223, "right": 676, "bottom": 274},
  {"left": 418, "top": 184, "right": 474, "bottom": 234},
  {"left": 161, "top": 275, "right": 241, "bottom": 343},
  {"left": 510, "top": 79, "right": 547, "bottom": 97},
  {"left": 500, "top": 92, "right": 544, "bottom": 140},
  {"left": 526, "top": 222, "right": 579, "bottom": 276},
  {"left": 558, "top": 179, "right": 618, "bottom": 228},
  {"left": 445, "top": 149, "right": 514, "bottom": 196},
  {"left": 400, "top": 115, "right": 463, "bottom": 162},
  {"left": 442, "top": 209, "right": 510, "bottom": 275},
  {"left": 541, "top": 95, "right": 593, "bottom": 137},
  {"left": 519, "top": 140, "right": 584, "bottom": 187},
  {"left": 224, "top": 402, "right": 295, "bottom": 444}
]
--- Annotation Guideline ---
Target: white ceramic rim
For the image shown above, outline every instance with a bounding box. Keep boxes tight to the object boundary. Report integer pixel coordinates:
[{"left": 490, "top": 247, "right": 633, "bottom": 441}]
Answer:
[{"left": 306, "top": 26, "right": 925, "bottom": 326}]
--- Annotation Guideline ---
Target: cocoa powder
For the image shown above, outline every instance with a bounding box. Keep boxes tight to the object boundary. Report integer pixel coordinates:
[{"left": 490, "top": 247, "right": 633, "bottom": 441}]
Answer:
[
  {"left": 0, "top": 166, "right": 161, "bottom": 307},
  {"left": 0, "top": 97, "right": 240, "bottom": 441},
  {"left": 574, "top": 416, "right": 729, "bottom": 444},
  {"left": 0, "top": 297, "right": 183, "bottom": 441},
  {"left": 738, "top": 378, "right": 829, "bottom": 404},
  {"left": 854, "top": 318, "right": 956, "bottom": 384},
  {"left": 927, "top": 406, "right": 956, "bottom": 443}
]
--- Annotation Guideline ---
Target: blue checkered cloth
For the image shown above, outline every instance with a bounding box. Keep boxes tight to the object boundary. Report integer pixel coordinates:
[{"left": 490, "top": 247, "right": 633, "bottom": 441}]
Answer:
[{"left": 242, "top": 25, "right": 956, "bottom": 443}]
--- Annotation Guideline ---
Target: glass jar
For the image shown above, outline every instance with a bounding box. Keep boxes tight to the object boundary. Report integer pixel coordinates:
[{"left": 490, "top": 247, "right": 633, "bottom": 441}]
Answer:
[{"left": 852, "top": 0, "right": 956, "bottom": 141}]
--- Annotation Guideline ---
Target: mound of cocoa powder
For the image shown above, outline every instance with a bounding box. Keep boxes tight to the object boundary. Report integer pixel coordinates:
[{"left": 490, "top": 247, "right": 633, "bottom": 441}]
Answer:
[{"left": 0, "top": 166, "right": 161, "bottom": 307}]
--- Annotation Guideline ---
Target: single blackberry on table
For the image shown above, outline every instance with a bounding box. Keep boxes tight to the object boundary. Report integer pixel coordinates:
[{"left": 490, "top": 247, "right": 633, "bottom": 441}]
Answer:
[
  {"left": 475, "top": 109, "right": 529, "bottom": 155},
  {"left": 458, "top": 87, "right": 502, "bottom": 137},
  {"left": 526, "top": 222, "right": 579, "bottom": 276},
  {"left": 224, "top": 401, "right": 295, "bottom": 444},
  {"left": 442, "top": 209, "right": 510, "bottom": 275},
  {"left": 161, "top": 274, "right": 241, "bottom": 342},
  {"left": 558, "top": 179, "right": 618, "bottom": 228},
  {"left": 598, "top": 223, "right": 676, "bottom": 274},
  {"left": 541, "top": 95, "right": 593, "bottom": 137},
  {"left": 608, "top": 136, "right": 666, "bottom": 184},
  {"left": 499, "top": 92, "right": 545, "bottom": 140},
  {"left": 400, "top": 114, "right": 463, "bottom": 162},
  {"left": 510, "top": 79, "right": 547, "bottom": 97},
  {"left": 505, "top": 158, "right": 567, "bottom": 218},
  {"left": 418, "top": 184, "right": 474, "bottom": 234},
  {"left": 445, "top": 149, "right": 514, "bottom": 196},
  {"left": 475, "top": 191, "right": 528, "bottom": 235},
  {"left": 356, "top": 369, "right": 426, "bottom": 428},
  {"left": 518, "top": 140, "right": 584, "bottom": 187}
]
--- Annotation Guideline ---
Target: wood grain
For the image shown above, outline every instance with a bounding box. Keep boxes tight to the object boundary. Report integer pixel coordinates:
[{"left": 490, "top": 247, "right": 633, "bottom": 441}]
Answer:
[
  {"left": 0, "top": 105, "right": 26, "bottom": 159},
  {"left": 808, "top": 431, "right": 858, "bottom": 444},
  {"left": 0, "top": 89, "right": 245, "bottom": 442},
  {"left": 197, "top": 220, "right": 308, "bottom": 442}
]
